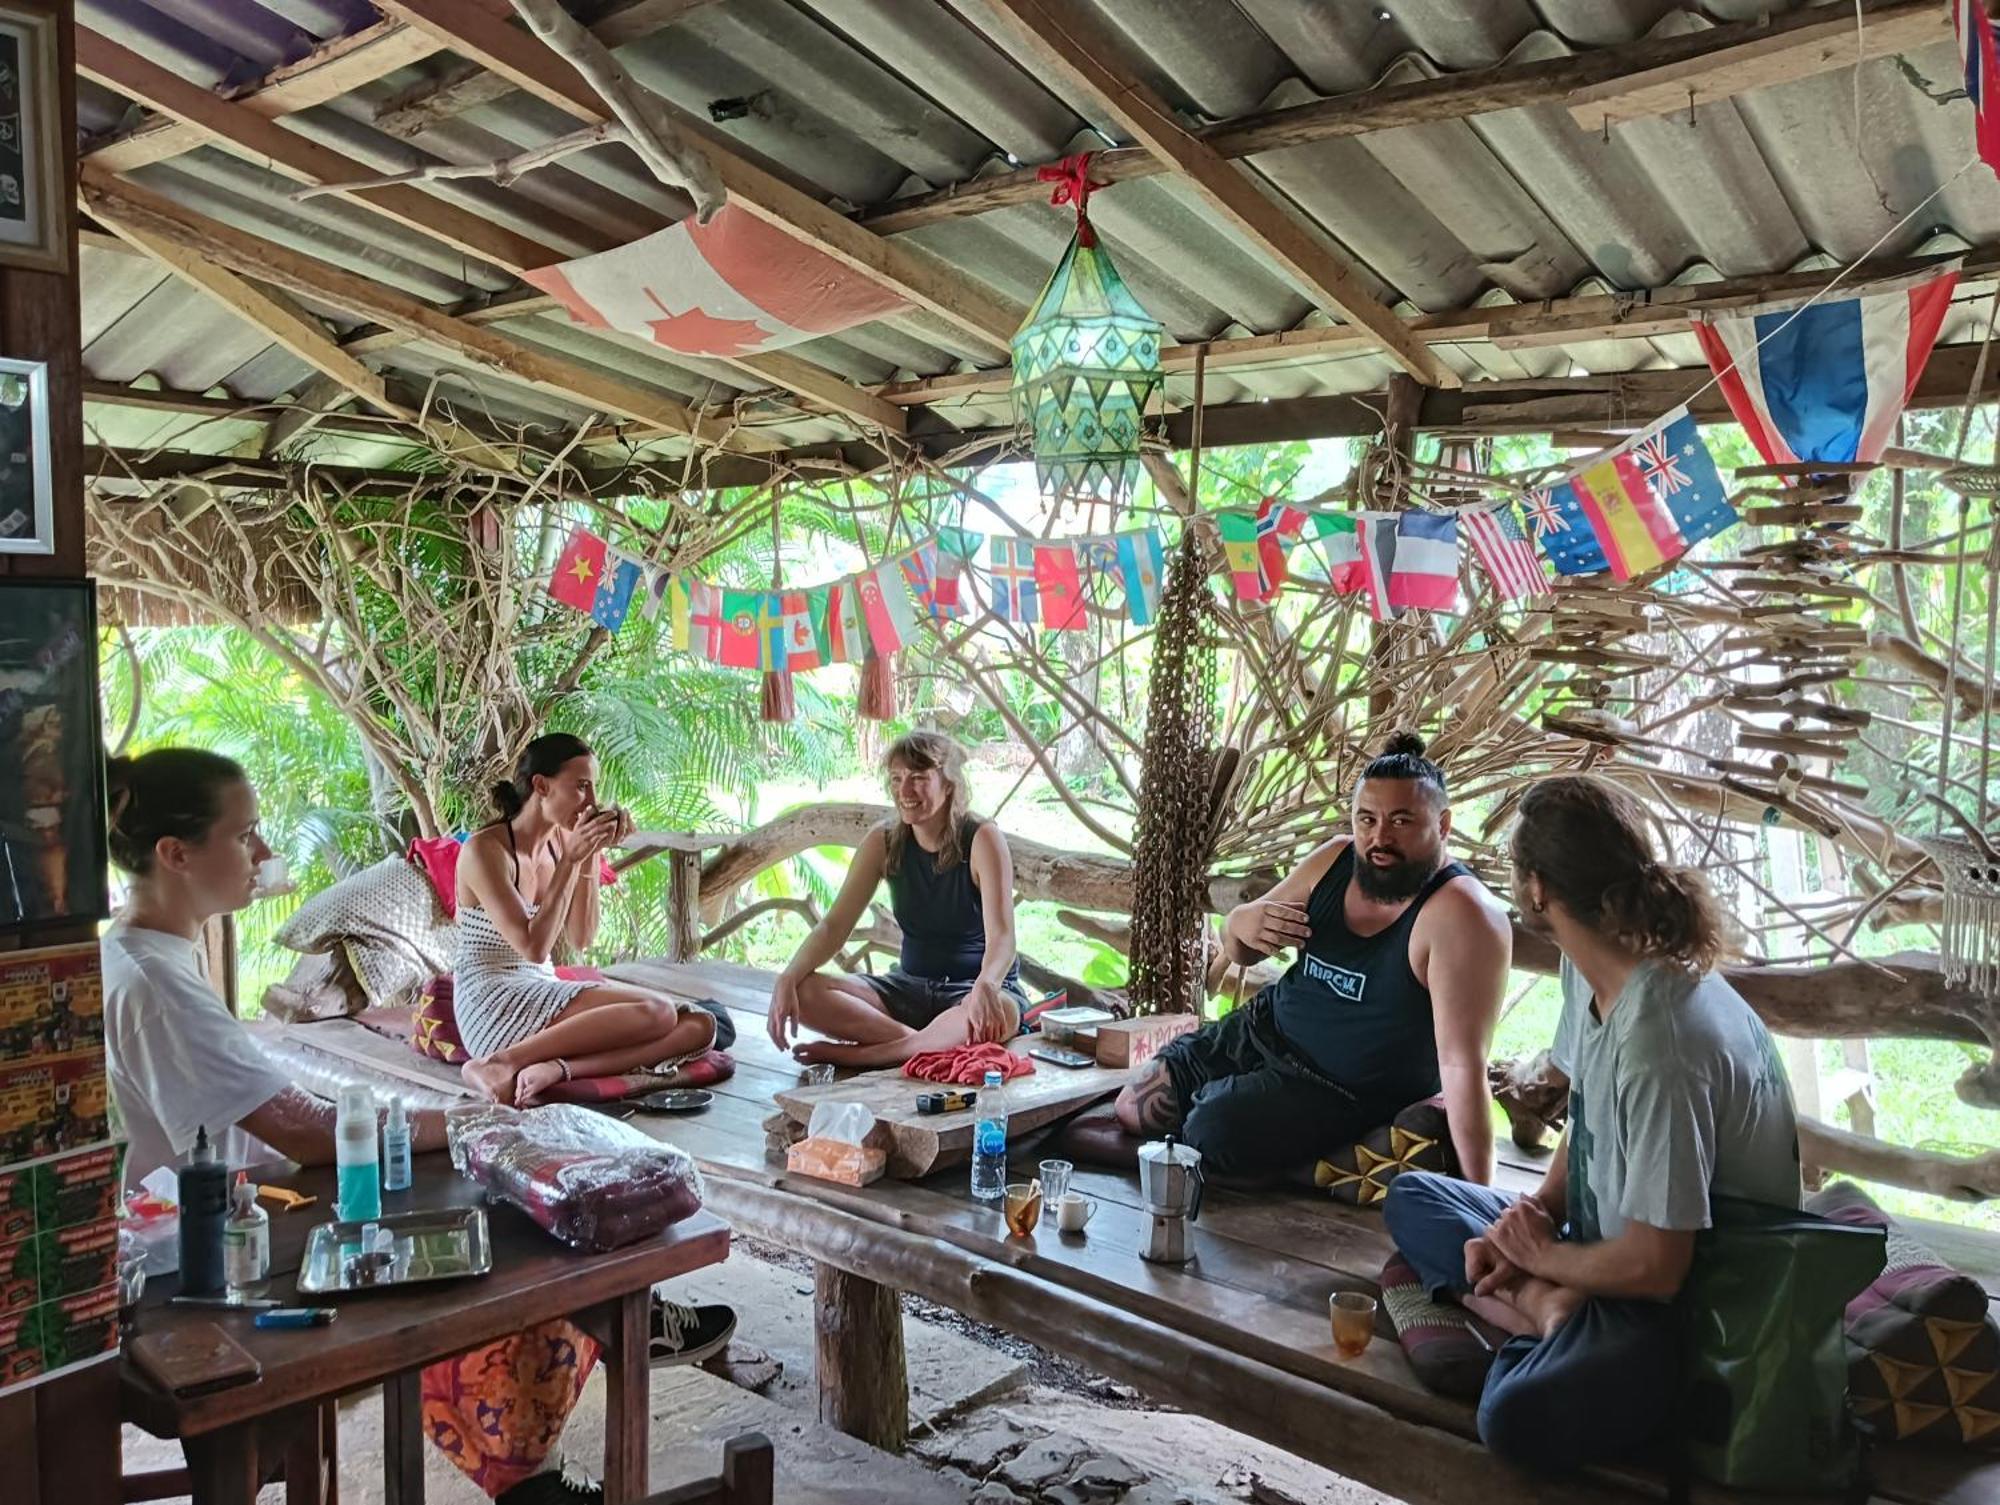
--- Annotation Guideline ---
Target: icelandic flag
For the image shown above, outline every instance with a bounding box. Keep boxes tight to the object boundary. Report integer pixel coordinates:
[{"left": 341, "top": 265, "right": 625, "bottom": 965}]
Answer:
[
  {"left": 988, "top": 537, "right": 1039, "bottom": 623},
  {"left": 1689, "top": 268, "right": 1958, "bottom": 470},
  {"left": 1528, "top": 408, "right": 1737, "bottom": 580},
  {"left": 525, "top": 204, "right": 911, "bottom": 358},
  {"left": 1387, "top": 512, "right": 1459, "bottom": 612},
  {"left": 1954, "top": 0, "right": 2000, "bottom": 179}
]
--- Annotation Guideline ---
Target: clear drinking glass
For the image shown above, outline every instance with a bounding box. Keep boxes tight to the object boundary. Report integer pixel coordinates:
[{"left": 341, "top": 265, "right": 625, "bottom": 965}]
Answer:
[
  {"left": 1037, "top": 1159, "right": 1073, "bottom": 1221},
  {"left": 1330, "top": 1291, "right": 1378, "bottom": 1360},
  {"left": 802, "top": 1063, "right": 835, "bottom": 1086}
]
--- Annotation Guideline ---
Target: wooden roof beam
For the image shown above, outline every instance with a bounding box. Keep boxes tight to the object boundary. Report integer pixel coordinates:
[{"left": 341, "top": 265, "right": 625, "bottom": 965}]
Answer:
[
  {"left": 81, "top": 165, "right": 778, "bottom": 451},
  {"left": 85, "top": 18, "right": 446, "bottom": 173},
  {"left": 371, "top": 0, "right": 1025, "bottom": 361},
  {"left": 78, "top": 29, "right": 907, "bottom": 437},
  {"left": 376, "top": 0, "right": 721, "bottom": 137},
  {"left": 974, "top": 0, "right": 1456, "bottom": 389},
  {"left": 868, "top": 0, "right": 1944, "bottom": 235},
  {"left": 91, "top": 210, "right": 412, "bottom": 422},
  {"left": 78, "top": 28, "right": 582, "bottom": 276},
  {"left": 874, "top": 244, "right": 2000, "bottom": 408}
]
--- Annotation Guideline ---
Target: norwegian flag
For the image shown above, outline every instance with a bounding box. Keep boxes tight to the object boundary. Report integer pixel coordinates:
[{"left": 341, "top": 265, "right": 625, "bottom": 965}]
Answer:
[
  {"left": 1956, "top": 0, "right": 2000, "bottom": 177},
  {"left": 524, "top": 205, "right": 911, "bottom": 358},
  {"left": 1463, "top": 502, "right": 1548, "bottom": 603}
]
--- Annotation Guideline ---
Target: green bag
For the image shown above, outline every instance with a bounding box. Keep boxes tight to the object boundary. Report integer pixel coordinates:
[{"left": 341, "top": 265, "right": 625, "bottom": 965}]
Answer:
[{"left": 1680, "top": 1196, "right": 1886, "bottom": 1492}]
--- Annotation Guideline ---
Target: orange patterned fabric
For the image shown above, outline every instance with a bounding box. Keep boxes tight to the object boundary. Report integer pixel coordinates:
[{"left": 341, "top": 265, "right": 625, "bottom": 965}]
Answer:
[{"left": 421, "top": 1321, "right": 602, "bottom": 1497}]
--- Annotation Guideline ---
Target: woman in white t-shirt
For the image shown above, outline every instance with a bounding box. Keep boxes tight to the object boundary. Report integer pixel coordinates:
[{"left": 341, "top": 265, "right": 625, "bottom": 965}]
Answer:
[{"left": 102, "top": 747, "right": 449, "bottom": 1186}]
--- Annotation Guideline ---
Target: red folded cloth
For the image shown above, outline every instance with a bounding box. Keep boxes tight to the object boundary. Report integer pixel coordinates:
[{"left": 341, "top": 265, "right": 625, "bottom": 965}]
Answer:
[
  {"left": 407, "top": 835, "right": 616, "bottom": 920},
  {"left": 901, "top": 1042, "right": 1035, "bottom": 1085}
]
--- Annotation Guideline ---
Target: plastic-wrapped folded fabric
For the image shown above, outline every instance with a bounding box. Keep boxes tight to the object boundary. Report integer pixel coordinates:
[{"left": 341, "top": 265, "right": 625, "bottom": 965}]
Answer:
[{"left": 447, "top": 1103, "right": 704, "bottom": 1252}]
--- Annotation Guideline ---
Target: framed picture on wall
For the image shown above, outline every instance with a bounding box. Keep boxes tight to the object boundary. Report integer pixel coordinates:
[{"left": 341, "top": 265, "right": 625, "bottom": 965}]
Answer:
[
  {"left": 0, "top": 5, "right": 63, "bottom": 274},
  {"left": 0, "top": 357, "right": 50, "bottom": 555},
  {"left": 0, "top": 581, "right": 109, "bottom": 934}
]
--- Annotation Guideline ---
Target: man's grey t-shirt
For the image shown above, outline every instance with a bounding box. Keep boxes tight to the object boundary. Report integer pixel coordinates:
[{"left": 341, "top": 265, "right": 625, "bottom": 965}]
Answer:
[{"left": 1551, "top": 958, "right": 1800, "bottom": 1242}]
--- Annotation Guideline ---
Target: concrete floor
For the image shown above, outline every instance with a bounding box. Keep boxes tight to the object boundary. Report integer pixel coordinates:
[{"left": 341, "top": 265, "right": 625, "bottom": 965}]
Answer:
[{"left": 121, "top": 1245, "right": 1392, "bottom": 1505}]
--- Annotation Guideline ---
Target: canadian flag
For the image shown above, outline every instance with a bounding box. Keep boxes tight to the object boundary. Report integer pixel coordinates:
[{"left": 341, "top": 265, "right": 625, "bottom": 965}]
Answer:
[{"left": 523, "top": 204, "right": 912, "bottom": 358}]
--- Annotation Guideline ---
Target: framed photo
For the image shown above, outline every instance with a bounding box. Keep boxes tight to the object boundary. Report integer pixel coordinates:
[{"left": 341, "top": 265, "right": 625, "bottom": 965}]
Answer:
[
  {"left": 0, "top": 358, "right": 50, "bottom": 555},
  {"left": 0, "top": 581, "right": 108, "bottom": 934},
  {"left": 0, "top": 6, "right": 63, "bottom": 275}
]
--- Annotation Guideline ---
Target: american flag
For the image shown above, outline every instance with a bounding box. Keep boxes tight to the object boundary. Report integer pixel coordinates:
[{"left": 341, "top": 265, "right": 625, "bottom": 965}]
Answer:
[
  {"left": 1955, "top": 0, "right": 2000, "bottom": 178},
  {"left": 1463, "top": 501, "right": 1548, "bottom": 602}
]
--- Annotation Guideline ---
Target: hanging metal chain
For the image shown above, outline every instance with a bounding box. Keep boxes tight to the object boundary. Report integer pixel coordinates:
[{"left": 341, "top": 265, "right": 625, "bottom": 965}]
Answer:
[{"left": 1127, "top": 520, "right": 1219, "bottom": 1015}]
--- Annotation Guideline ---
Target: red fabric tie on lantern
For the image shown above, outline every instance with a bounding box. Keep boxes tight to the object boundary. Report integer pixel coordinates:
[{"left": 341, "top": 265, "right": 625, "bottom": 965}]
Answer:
[{"left": 1038, "top": 151, "right": 1098, "bottom": 248}]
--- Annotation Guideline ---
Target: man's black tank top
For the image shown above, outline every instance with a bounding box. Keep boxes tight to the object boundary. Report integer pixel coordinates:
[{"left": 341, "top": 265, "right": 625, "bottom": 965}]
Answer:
[
  {"left": 1269, "top": 844, "right": 1470, "bottom": 1110},
  {"left": 885, "top": 816, "right": 1020, "bottom": 987}
]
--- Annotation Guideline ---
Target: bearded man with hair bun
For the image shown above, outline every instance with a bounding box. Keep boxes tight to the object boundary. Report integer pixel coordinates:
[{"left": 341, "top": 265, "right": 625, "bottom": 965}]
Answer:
[{"left": 1114, "top": 732, "right": 1513, "bottom": 1186}]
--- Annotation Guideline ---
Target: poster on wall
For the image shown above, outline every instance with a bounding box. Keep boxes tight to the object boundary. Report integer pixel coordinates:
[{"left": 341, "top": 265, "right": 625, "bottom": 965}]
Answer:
[
  {"left": 0, "top": 6, "right": 64, "bottom": 274},
  {"left": 0, "top": 358, "right": 51, "bottom": 555},
  {"left": 0, "top": 583, "right": 109, "bottom": 933}
]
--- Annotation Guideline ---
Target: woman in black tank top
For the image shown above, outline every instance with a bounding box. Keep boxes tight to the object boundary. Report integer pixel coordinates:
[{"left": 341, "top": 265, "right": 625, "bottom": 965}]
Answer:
[{"left": 769, "top": 732, "right": 1025, "bottom": 1068}]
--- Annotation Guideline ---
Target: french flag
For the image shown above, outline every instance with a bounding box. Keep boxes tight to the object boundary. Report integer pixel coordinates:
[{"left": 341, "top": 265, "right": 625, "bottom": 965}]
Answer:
[
  {"left": 1689, "top": 268, "right": 1958, "bottom": 470},
  {"left": 1387, "top": 511, "right": 1460, "bottom": 613}
]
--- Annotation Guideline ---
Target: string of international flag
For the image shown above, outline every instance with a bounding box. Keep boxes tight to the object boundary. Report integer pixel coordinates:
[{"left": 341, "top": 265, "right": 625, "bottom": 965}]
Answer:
[{"left": 543, "top": 401, "right": 1748, "bottom": 660}]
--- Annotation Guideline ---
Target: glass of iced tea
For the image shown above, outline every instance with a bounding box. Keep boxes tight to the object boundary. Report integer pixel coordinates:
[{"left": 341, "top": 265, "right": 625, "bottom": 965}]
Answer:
[
  {"left": 1003, "top": 1181, "right": 1043, "bottom": 1237},
  {"left": 1330, "top": 1291, "right": 1377, "bottom": 1359}
]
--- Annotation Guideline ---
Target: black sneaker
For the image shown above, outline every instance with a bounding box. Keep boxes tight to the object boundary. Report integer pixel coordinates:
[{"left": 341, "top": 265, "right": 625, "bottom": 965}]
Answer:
[
  {"left": 649, "top": 1295, "right": 738, "bottom": 1367},
  {"left": 496, "top": 1462, "right": 603, "bottom": 1505}
]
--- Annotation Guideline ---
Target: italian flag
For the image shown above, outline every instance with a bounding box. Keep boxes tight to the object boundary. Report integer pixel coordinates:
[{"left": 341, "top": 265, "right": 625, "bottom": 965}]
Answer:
[{"left": 1313, "top": 514, "right": 1366, "bottom": 594}]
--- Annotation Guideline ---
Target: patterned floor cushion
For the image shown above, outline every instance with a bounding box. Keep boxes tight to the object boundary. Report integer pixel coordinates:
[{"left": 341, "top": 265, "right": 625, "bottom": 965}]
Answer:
[
  {"left": 1314, "top": 1096, "right": 1457, "bottom": 1207},
  {"left": 538, "top": 1049, "right": 737, "bottom": 1104},
  {"left": 1808, "top": 1181, "right": 2000, "bottom": 1448},
  {"left": 1378, "top": 1251, "right": 1504, "bottom": 1400}
]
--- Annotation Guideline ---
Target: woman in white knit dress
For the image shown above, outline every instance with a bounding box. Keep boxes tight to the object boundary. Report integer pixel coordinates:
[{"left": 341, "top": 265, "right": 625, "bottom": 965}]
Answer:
[{"left": 457, "top": 733, "right": 713, "bottom": 1106}]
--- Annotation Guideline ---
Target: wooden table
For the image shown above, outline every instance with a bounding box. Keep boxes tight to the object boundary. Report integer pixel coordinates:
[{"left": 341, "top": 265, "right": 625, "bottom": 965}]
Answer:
[
  {"left": 119, "top": 1155, "right": 730, "bottom": 1505},
  {"left": 260, "top": 965, "right": 2000, "bottom": 1505}
]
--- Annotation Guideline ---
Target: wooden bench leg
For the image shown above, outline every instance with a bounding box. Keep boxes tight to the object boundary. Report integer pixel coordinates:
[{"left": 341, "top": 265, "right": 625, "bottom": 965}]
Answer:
[
  {"left": 602, "top": 1286, "right": 652, "bottom": 1504},
  {"left": 382, "top": 1371, "right": 424, "bottom": 1505},
  {"left": 812, "top": 1263, "right": 907, "bottom": 1453},
  {"left": 184, "top": 1427, "right": 260, "bottom": 1505}
]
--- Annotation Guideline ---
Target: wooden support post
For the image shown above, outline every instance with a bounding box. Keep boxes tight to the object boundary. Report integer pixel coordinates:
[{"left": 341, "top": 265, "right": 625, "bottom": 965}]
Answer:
[
  {"left": 1370, "top": 373, "right": 1424, "bottom": 733},
  {"left": 668, "top": 849, "right": 703, "bottom": 963},
  {"left": 812, "top": 1262, "right": 907, "bottom": 1452}
]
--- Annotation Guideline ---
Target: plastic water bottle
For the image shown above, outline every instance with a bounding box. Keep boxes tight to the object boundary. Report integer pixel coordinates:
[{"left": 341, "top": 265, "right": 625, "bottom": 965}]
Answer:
[
  {"left": 336, "top": 1084, "right": 382, "bottom": 1223},
  {"left": 971, "top": 1069, "right": 1006, "bottom": 1201}
]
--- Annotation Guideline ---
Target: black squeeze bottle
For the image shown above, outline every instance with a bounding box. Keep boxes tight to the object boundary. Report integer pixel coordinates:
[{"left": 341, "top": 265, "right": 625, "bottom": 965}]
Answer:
[{"left": 177, "top": 1125, "right": 230, "bottom": 1296}]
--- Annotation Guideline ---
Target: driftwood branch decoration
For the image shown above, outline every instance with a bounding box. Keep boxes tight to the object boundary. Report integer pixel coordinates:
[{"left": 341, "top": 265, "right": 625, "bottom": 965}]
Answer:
[{"left": 506, "top": 0, "right": 728, "bottom": 220}]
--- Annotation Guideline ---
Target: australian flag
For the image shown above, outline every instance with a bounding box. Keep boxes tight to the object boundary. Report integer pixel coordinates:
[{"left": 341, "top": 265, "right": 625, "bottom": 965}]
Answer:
[
  {"left": 1525, "top": 408, "right": 1736, "bottom": 579},
  {"left": 589, "top": 549, "right": 645, "bottom": 632}
]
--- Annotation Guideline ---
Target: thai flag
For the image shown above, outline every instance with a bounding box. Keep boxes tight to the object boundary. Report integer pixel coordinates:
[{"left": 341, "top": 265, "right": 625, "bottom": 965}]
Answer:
[
  {"left": 1955, "top": 0, "right": 2000, "bottom": 178},
  {"left": 1689, "top": 268, "right": 1958, "bottom": 469}
]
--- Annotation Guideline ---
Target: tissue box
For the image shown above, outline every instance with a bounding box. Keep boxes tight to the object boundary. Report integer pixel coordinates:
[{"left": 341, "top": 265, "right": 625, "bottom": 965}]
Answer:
[
  {"left": 786, "top": 1138, "right": 887, "bottom": 1187},
  {"left": 1094, "top": 1014, "right": 1200, "bottom": 1068}
]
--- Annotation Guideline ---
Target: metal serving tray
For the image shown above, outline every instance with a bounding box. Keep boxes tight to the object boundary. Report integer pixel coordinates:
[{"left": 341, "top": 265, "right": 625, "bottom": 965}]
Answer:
[{"left": 296, "top": 1206, "right": 492, "bottom": 1295}]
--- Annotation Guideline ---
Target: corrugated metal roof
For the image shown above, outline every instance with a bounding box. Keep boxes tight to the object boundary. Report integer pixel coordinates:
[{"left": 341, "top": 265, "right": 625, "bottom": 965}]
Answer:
[{"left": 77, "top": 0, "right": 2000, "bottom": 467}]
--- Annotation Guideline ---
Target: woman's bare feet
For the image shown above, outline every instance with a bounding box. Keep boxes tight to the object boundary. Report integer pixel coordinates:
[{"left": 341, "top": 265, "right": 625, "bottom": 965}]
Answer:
[
  {"left": 461, "top": 1057, "right": 518, "bottom": 1104},
  {"left": 514, "top": 1061, "right": 567, "bottom": 1106}
]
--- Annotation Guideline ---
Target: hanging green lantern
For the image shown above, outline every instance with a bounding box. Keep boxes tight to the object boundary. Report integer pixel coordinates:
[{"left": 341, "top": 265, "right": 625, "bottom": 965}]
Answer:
[{"left": 1010, "top": 153, "right": 1163, "bottom": 501}]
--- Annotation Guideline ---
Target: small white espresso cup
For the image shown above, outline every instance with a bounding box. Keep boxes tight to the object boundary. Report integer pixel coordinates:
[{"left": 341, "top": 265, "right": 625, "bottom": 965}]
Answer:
[{"left": 1056, "top": 1192, "right": 1097, "bottom": 1233}]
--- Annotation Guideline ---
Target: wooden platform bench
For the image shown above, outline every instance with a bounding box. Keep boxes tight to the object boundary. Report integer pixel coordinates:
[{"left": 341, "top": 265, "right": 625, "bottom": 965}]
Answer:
[{"left": 253, "top": 958, "right": 2000, "bottom": 1505}]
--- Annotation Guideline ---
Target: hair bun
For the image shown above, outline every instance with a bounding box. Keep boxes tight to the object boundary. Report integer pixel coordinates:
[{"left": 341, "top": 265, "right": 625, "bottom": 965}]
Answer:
[{"left": 1381, "top": 731, "right": 1427, "bottom": 759}]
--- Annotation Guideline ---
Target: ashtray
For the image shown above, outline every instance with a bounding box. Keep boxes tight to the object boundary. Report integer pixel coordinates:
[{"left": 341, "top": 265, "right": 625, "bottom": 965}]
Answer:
[
  {"left": 634, "top": 1088, "right": 713, "bottom": 1113},
  {"left": 298, "top": 1206, "right": 491, "bottom": 1295}
]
